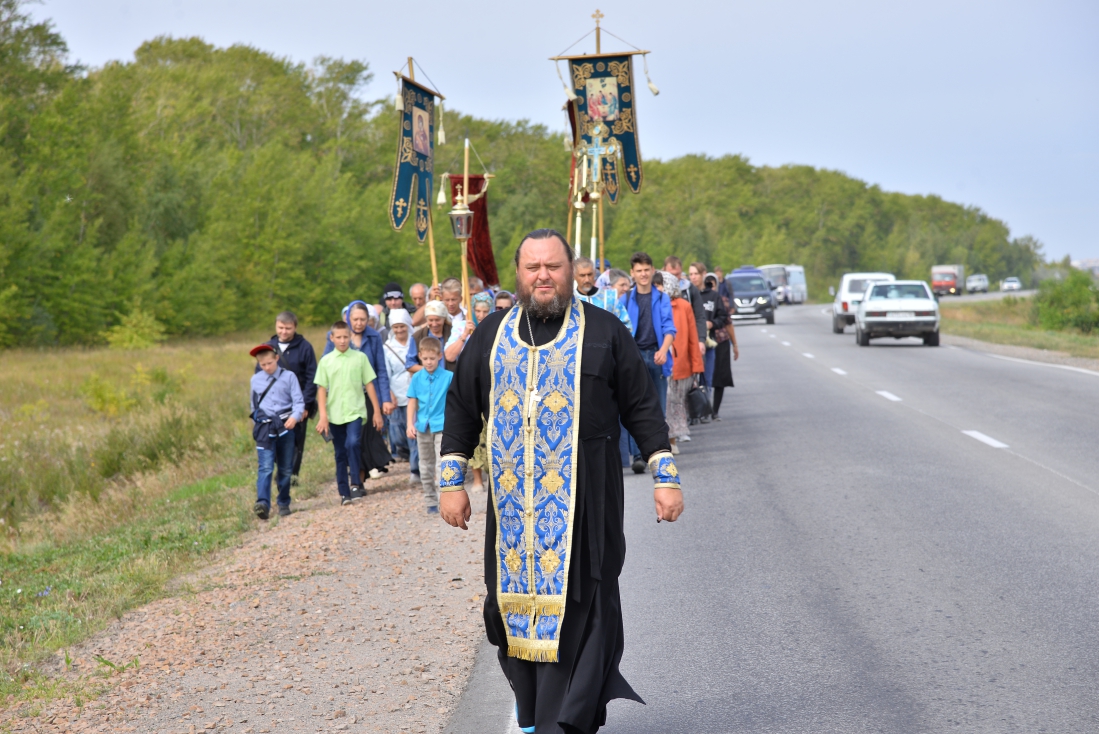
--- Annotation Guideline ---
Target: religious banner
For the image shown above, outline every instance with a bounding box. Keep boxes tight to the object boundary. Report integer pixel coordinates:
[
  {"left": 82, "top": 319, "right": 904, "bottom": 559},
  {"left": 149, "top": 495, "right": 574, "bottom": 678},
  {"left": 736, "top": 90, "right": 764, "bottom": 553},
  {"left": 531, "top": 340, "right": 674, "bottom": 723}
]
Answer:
[
  {"left": 388, "top": 77, "right": 440, "bottom": 242},
  {"left": 565, "top": 54, "right": 643, "bottom": 203},
  {"left": 447, "top": 174, "right": 499, "bottom": 289}
]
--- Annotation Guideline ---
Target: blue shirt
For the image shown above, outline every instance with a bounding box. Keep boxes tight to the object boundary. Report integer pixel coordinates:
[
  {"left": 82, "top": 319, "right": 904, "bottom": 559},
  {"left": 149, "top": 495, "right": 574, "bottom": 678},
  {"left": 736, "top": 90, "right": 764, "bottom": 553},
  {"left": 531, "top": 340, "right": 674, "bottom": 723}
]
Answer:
[
  {"left": 634, "top": 291, "right": 657, "bottom": 350},
  {"left": 250, "top": 367, "right": 305, "bottom": 426},
  {"left": 407, "top": 367, "right": 453, "bottom": 433}
]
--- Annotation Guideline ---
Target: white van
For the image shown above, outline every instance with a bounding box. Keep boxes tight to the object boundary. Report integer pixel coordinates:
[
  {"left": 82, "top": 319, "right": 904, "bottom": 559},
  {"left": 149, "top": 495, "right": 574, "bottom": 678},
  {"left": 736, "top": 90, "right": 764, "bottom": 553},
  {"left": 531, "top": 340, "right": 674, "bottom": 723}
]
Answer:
[
  {"left": 832, "top": 272, "right": 895, "bottom": 333},
  {"left": 966, "top": 273, "right": 989, "bottom": 293},
  {"left": 758, "top": 264, "right": 808, "bottom": 304}
]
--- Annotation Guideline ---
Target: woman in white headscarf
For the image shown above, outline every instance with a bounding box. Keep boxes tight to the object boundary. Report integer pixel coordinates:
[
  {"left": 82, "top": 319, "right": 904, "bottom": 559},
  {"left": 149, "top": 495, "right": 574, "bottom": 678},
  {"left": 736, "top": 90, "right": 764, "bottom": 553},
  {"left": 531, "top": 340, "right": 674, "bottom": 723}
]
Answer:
[
  {"left": 383, "top": 308, "right": 419, "bottom": 483},
  {"left": 411, "top": 300, "right": 455, "bottom": 372},
  {"left": 659, "top": 270, "right": 704, "bottom": 454}
]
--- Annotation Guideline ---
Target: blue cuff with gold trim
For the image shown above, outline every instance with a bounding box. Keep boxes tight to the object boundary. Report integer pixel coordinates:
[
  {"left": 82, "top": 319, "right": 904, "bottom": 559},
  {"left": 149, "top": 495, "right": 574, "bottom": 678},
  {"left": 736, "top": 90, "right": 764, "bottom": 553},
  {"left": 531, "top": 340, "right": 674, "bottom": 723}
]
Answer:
[
  {"left": 438, "top": 455, "right": 468, "bottom": 492},
  {"left": 648, "top": 451, "right": 681, "bottom": 490}
]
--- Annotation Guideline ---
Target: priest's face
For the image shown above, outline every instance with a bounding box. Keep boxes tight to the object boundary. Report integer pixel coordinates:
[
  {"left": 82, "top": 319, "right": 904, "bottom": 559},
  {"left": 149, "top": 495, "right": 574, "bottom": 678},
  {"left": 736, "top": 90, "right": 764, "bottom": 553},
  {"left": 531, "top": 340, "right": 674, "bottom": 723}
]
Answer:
[{"left": 516, "top": 236, "right": 572, "bottom": 319}]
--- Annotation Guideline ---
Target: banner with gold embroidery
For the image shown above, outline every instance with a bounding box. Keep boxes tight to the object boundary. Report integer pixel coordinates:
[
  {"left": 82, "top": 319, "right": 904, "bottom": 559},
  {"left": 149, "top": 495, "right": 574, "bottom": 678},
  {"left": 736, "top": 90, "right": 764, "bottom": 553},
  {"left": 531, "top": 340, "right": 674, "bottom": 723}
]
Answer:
[
  {"left": 565, "top": 54, "right": 642, "bottom": 203},
  {"left": 388, "top": 77, "right": 439, "bottom": 242}
]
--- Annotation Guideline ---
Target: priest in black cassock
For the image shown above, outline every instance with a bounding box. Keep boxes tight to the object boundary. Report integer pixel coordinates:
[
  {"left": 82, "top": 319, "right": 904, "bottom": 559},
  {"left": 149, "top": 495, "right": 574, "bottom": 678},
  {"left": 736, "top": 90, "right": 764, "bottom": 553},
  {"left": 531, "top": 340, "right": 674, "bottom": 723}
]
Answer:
[{"left": 436, "top": 229, "right": 685, "bottom": 734}]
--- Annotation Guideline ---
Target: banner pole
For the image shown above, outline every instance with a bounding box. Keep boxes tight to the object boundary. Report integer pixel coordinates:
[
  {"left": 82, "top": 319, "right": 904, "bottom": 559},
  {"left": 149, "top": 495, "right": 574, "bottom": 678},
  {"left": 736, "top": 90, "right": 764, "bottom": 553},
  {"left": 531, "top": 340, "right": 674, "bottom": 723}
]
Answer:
[
  {"left": 427, "top": 208, "right": 439, "bottom": 291},
  {"left": 462, "top": 139, "right": 472, "bottom": 318},
  {"left": 590, "top": 201, "right": 598, "bottom": 263},
  {"left": 598, "top": 195, "right": 606, "bottom": 272}
]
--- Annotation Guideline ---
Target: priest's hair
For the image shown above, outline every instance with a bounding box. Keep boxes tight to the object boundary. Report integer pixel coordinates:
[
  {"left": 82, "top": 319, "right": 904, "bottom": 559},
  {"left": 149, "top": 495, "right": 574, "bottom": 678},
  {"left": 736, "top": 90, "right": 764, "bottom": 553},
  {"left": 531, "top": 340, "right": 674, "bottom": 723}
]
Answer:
[{"left": 513, "top": 228, "right": 573, "bottom": 267}]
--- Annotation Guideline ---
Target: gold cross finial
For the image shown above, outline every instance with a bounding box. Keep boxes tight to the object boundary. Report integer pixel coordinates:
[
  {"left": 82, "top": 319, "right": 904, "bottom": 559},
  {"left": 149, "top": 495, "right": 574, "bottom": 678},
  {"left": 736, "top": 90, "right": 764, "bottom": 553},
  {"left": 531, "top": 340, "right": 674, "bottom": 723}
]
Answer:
[{"left": 592, "top": 9, "right": 604, "bottom": 26}]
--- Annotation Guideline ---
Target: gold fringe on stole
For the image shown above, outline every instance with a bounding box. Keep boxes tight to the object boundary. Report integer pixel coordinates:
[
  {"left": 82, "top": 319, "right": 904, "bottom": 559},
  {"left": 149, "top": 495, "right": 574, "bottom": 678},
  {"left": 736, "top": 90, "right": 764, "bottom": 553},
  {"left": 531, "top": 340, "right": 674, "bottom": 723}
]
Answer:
[{"left": 508, "top": 645, "right": 560, "bottom": 663}]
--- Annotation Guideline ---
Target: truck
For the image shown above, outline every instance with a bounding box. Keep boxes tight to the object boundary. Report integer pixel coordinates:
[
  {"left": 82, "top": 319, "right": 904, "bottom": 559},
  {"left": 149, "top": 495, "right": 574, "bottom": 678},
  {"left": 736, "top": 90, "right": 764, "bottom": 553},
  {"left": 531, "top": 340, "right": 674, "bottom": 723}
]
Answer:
[{"left": 931, "top": 264, "right": 965, "bottom": 296}]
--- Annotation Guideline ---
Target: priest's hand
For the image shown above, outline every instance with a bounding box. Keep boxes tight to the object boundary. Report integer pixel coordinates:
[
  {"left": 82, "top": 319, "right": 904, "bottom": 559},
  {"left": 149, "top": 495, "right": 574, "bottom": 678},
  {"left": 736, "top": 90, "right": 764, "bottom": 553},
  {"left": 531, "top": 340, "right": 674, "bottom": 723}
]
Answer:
[
  {"left": 440, "top": 490, "right": 472, "bottom": 530},
  {"left": 654, "top": 487, "right": 684, "bottom": 523}
]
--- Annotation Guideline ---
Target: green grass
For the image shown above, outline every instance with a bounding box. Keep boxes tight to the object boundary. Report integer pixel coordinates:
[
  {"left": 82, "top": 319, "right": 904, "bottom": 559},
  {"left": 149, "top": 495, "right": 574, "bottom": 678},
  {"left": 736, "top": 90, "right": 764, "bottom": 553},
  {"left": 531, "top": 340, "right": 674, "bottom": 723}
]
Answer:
[
  {"left": 939, "top": 297, "right": 1099, "bottom": 360},
  {"left": 0, "top": 327, "right": 339, "bottom": 707}
]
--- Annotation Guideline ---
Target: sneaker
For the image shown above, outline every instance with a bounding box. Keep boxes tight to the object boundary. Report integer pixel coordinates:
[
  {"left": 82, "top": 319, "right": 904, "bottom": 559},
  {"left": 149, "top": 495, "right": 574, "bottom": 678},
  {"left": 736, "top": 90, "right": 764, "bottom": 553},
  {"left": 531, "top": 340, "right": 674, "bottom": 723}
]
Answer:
[
  {"left": 350, "top": 485, "right": 366, "bottom": 500},
  {"left": 426, "top": 506, "right": 439, "bottom": 515},
  {"left": 409, "top": 473, "right": 420, "bottom": 486},
  {"left": 671, "top": 442, "right": 680, "bottom": 455},
  {"left": 253, "top": 502, "right": 270, "bottom": 520},
  {"left": 713, "top": 414, "right": 722, "bottom": 421},
  {"left": 341, "top": 496, "right": 353, "bottom": 506},
  {"left": 277, "top": 505, "right": 291, "bottom": 517},
  {"left": 631, "top": 458, "right": 646, "bottom": 474},
  {"left": 368, "top": 468, "right": 383, "bottom": 480},
  {"left": 682, "top": 435, "right": 691, "bottom": 442}
]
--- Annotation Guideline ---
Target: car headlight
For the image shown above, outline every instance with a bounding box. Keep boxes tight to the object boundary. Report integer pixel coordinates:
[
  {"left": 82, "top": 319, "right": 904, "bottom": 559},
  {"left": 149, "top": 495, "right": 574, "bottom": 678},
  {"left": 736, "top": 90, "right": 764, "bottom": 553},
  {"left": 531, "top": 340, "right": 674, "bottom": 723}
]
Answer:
[{"left": 756, "top": 296, "right": 768, "bottom": 305}]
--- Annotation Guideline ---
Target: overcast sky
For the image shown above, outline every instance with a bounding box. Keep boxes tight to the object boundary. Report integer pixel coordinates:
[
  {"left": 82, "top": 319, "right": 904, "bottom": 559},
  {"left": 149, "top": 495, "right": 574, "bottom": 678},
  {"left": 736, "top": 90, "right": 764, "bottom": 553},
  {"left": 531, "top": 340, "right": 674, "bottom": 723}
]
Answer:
[{"left": 31, "top": 0, "right": 1099, "bottom": 262}]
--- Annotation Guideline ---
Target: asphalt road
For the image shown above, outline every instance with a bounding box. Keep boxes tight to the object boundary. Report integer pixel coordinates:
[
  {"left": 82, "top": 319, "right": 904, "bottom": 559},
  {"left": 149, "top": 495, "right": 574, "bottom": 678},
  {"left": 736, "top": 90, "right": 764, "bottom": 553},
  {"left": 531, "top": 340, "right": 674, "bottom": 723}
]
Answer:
[{"left": 448, "top": 304, "right": 1099, "bottom": 734}]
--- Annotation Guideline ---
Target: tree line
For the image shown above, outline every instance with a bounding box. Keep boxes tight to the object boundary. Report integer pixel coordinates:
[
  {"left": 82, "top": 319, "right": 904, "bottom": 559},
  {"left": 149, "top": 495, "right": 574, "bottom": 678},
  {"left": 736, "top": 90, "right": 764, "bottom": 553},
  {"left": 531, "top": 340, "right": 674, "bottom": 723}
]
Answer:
[{"left": 0, "top": 0, "right": 1043, "bottom": 347}]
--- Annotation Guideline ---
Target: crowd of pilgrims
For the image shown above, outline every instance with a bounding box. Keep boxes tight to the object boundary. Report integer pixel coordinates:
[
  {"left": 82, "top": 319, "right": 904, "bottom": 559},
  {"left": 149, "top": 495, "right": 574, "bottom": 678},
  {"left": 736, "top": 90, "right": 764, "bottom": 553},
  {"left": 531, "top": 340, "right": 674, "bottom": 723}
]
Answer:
[{"left": 249, "top": 252, "right": 739, "bottom": 518}]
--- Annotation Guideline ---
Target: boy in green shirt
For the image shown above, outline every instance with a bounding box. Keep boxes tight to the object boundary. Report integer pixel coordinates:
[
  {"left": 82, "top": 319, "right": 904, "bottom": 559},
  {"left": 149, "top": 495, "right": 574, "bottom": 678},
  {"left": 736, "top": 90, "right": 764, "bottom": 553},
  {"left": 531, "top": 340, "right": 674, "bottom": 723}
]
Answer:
[{"left": 314, "top": 320, "right": 383, "bottom": 505}]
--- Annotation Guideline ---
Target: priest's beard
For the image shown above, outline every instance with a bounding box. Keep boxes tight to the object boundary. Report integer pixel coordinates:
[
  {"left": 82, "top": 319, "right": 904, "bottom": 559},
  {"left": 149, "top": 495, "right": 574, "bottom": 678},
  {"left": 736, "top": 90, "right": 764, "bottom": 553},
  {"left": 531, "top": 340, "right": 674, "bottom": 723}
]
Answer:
[{"left": 516, "top": 280, "right": 570, "bottom": 320}]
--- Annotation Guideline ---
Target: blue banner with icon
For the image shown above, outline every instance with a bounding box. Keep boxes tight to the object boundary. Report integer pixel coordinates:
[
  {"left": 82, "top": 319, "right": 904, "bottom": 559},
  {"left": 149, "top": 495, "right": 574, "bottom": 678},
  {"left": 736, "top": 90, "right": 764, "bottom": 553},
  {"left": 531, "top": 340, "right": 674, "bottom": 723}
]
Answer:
[
  {"left": 567, "top": 54, "right": 643, "bottom": 204},
  {"left": 388, "top": 78, "right": 437, "bottom": 241}
]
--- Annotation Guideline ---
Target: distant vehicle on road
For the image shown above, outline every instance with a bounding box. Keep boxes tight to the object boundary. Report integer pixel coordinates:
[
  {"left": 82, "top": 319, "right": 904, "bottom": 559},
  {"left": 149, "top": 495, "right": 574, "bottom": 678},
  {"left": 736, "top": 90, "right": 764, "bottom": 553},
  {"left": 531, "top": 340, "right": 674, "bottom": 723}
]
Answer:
[
  {"left": 832, "top": 272, "right": 895, "bottom": 333},
  {"left": 932, "top": 264, "right": 966, "bottom": 296},
  {"left": 966, "top": 273, "right": 989, "bottom": 293},
  {"left": 855, "top": 280, "right": 940, "bottom": 347},
  {"left": 1002, "top": 277, "right": 1023, "bottom": 291},
  {"left": 758, "top": 264, "right": 808, "bottom": 304},
  {"left": 726, "top": 266, "right": 777, "bottom": 324}
]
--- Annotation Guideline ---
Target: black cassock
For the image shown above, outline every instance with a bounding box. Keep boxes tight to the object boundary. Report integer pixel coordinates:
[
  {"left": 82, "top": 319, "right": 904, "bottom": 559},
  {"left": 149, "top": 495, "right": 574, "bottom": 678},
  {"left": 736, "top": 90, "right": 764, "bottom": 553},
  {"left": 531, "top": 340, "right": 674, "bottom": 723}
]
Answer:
[{"left": 442, "top": 301, "right": 671, "bottom": 734}]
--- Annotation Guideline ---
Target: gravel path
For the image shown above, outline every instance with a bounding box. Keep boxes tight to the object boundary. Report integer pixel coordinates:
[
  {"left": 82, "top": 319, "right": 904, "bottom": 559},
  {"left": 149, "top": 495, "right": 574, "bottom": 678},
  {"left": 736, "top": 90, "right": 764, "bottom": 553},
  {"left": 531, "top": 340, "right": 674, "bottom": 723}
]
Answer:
[{"left": 1, "top": 479, "right": 490, "bottom": 734}]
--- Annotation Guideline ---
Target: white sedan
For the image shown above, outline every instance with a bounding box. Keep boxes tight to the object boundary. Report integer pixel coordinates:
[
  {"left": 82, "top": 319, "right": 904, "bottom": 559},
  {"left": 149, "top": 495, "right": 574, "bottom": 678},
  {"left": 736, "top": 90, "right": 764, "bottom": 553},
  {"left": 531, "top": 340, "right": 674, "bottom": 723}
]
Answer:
[
  {"left": 855, "top": 280, "right": 940, "bottom": 347},
  {"left": 1002, "top": 277, "right": 1023, "bottom": 291}
]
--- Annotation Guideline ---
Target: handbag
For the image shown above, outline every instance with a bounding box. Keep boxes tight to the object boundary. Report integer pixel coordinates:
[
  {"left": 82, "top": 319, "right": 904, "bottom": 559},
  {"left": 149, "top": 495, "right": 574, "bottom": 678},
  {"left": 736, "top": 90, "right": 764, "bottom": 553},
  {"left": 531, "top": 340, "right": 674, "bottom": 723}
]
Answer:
[{"left": 687, "top": 379, "right": 713, "bottom": 421}]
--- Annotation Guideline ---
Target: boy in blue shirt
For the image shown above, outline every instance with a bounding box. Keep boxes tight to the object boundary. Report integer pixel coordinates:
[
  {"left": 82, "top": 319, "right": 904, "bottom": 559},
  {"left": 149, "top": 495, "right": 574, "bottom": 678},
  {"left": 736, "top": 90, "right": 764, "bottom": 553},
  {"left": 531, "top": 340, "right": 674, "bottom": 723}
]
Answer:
[
  {"left": 249, "top": 344, "right": 305, "bottom": 519},
  {"left": 405, "top": 337, "right": 453, "bottom": 514}
]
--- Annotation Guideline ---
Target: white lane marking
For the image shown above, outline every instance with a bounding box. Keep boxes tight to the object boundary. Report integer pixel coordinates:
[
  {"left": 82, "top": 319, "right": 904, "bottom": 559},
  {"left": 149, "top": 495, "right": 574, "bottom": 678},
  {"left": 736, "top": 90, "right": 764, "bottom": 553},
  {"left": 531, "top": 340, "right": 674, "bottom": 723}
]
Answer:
[
  {"left": 985, "top": 353, "right": 1099, "bottom": 378},
  {"left": 876, "top": 390, "right": 902, "bottom": 402},
  {"left": 802, "top": 353, "right": 815, "bottom": 359},
  {"left": 781, "top": 341, "right": 791, "bottom": 346},
  {"left": 770, "top": 334, "right": 777, "bottom": 338},
  {"left": 761, "top": 328, "right": 768, "bottom": 333},
  {"left": 821, "top": 308, "right": 831, "bottom": 314},
  {"left": 831, "top": 368, "right": 847, "bottom": 375},
  {"left": 963, "top": 430, "right": 1009, "bottom": 449}
]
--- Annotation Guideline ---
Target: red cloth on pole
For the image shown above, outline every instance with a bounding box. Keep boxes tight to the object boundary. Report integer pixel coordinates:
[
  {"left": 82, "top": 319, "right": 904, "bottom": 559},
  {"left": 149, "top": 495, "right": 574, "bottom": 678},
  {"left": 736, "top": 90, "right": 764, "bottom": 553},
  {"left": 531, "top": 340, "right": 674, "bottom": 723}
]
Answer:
[{"left": 448, "top": 174, "right": 499, "bottom": 289}]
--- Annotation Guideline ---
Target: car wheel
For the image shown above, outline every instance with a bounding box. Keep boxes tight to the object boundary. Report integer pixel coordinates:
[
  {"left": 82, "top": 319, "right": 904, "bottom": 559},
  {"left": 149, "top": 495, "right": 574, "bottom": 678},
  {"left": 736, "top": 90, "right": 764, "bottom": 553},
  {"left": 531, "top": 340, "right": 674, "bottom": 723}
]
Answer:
[
  {"left": 765, "top": 313, "right": 775, "bottom": 325},
  {"left": 924, "top": 330, "right": 940, "bottom": 347},
  {"left": 832, "top": 315, "right": 845, "bottom": 334},
  {"left": 856, "top": 326, "right": 870, "bottom": 347}
]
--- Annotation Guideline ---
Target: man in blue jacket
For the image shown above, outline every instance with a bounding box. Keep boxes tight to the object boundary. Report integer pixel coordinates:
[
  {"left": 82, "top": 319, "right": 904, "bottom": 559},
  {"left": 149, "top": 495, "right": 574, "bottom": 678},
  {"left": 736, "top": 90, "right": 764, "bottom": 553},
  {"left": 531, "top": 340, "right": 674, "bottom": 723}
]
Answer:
[{"left": 619, "top": 251, "right": 676, "bottom": 473}]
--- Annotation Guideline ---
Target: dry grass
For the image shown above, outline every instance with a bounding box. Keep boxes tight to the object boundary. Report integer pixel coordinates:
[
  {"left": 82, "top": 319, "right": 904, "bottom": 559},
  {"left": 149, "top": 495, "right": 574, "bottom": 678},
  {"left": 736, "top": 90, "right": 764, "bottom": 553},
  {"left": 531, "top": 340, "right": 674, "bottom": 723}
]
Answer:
[
  {"left": 939, "top": 297, "right": 1099, "bottom": 360},
  {"left": 0, "top": 327, "right": 337, "bottom": 701}
]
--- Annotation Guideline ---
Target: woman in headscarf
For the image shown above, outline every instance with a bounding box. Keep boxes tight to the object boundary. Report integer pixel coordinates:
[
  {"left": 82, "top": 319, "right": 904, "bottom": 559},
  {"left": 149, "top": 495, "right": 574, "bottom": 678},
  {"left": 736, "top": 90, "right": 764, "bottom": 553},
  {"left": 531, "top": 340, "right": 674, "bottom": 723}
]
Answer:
[
  {"left": 704, "top": 274, "right": 739, "bottom": 420},
  {"left": 444, "top": 291, "right": 493, "bottom": 365},
  {"left": 382, "top": 308, "right": 419, "bottom": 484},
  {"left": 660, "top": 271, "right": 704, "bottom": 454},
  {"left": 410, "top": 300, "right": 454, "bottom": 372},
  {"left": 325, "top": 301, "right": 394, "bottom": 479}
]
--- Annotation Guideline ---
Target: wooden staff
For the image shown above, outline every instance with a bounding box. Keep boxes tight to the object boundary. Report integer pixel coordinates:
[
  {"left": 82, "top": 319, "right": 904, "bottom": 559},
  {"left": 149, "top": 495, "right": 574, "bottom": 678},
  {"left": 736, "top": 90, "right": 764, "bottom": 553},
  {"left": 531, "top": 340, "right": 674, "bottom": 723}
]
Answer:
[
  {"left": 461, "top": 139, "right": 472, "bottom": 318},
  {"left": 427, "top": 208, "right": 439, "bottom": 290},
  {"left": 598, "top": 192, "right": 606, "bottom": 272}
]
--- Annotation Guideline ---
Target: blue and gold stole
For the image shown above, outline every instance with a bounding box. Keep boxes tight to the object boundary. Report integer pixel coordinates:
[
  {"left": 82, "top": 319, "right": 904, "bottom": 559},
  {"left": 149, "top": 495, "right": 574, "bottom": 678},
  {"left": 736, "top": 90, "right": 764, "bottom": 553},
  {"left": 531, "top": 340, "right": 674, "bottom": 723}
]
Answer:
[{"left": 488, "top": 299, "right": 585, "bottom": 663}]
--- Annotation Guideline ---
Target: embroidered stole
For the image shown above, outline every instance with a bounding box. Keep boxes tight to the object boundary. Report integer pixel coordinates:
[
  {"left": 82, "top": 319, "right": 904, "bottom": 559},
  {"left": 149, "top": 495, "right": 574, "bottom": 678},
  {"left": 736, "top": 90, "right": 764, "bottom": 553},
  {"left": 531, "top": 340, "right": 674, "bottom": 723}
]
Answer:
[{"left": 488, "top": 299, "right": 585, "bottom": 663}]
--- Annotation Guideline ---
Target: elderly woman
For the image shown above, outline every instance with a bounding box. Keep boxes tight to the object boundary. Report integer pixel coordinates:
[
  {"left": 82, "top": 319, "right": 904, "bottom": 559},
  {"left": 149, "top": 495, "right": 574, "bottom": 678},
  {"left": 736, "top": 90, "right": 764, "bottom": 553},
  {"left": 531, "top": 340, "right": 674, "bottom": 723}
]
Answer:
[
  {"left": 444, "top": 291, "right": 493, "bottom": 364},
  {"left": 410, "top": 300, "right": 454, "bottom": 372},
  {"left": 383, "top": 308, "right": 419, "bottom": 484},
  {"left": 659, "top": 270, "right": 704, "bottom": 454}
]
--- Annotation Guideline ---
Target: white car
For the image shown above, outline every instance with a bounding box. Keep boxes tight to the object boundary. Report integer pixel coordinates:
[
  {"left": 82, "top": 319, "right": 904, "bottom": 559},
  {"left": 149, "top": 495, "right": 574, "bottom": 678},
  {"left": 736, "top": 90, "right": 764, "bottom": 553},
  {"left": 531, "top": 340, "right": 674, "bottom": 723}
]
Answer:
[
  {"left": 855, "top": 280, "right": 940, "bottom": 347},
  {"left": 966, "top": 273, "right": 989, "bottom": 293},
  {"left": 832, "top": 272, "right": 895, "bottom": 333},
  {"left": 1002, "top": 277, "right": 1023, "bottom": 291}
]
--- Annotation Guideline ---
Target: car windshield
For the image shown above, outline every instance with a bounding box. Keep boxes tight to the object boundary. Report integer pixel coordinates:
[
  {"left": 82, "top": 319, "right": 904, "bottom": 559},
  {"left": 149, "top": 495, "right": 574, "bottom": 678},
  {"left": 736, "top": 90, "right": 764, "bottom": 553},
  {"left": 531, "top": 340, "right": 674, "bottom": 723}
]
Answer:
[
  {"left": 1005, "top": 278, "right": 1020, "bottom": 283},
  {"left": 730, "top": 275, "right": 767, "bottom": 293},
  {"left": 846, "top": 278, "right": 880, "bottom": 295},
  {"left": 868, "top": 284, "right": 930, "bottom": 300},
  {"left": 761, "top": 269, "right": 787, "bottom": 286},
  {"left": 935, "top": 273, "right": 956, "bottom": 281}
]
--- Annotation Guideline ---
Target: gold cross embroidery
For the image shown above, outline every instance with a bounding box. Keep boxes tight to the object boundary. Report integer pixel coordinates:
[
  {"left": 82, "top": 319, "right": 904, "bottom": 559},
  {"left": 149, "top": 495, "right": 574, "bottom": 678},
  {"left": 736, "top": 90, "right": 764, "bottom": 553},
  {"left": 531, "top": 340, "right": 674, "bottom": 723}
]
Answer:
[{"left": 394, "top": 198, "right": 408, "bottom": 218}]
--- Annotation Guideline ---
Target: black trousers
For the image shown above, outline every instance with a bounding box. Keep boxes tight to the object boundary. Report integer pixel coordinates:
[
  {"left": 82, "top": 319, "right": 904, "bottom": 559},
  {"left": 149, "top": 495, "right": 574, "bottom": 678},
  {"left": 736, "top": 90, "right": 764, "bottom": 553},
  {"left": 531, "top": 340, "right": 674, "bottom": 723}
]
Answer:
[{"left": 291, "top": 416, "right": 310, "bottom": 477}]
